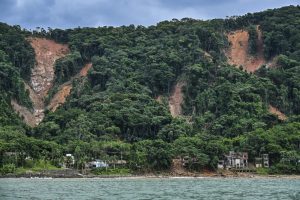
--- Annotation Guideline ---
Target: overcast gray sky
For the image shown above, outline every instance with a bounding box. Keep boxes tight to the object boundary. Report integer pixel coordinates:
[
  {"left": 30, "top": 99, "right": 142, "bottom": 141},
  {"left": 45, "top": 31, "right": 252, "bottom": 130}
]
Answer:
[{"left": 0, "top": 0, "right": 299, "bottom": 29}]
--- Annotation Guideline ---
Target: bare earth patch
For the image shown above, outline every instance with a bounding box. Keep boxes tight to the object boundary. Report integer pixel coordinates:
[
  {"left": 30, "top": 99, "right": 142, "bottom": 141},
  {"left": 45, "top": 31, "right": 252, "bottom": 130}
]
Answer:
[
  {"left": 269, "top": 105, "right": 287, "bottom": 121},
  {"left": 170, "top": 159, "right": 194, "bottom": 176},
  {"left": 169, "top": 82, "right": 185, "bottom": 117},
  {"left": 29, "top": 37, "right": 69, "bottom": 97},
  {"left": 79, "top": 63, "right": 93, "bottom": 76},
  {"left": 11, "top": 38, "right": 69, "bottom": 126},
  {"left": 47, "top": 62, "right": 92, "bottom": 112},
  {"left": 226, "top": 26, "right": 266, "bottom": 73},
  {"left": 12, "top": 37, "right": 94, "bottom": 126},
  {"left": 11, "top": 100, "right": 36, "bottom": 127},
  {"left": 47, "top": 84, "right": 72, "bottom": 112}
]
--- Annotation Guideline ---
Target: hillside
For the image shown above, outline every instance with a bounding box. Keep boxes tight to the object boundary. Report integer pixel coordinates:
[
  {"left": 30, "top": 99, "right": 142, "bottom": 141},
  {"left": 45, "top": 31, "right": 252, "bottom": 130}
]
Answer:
[
  {"left": 0, "top": 6, "right": 300, "bottom": 175},
  {"left": 226, "top": 26, "right": 266, "bottom": 72}
]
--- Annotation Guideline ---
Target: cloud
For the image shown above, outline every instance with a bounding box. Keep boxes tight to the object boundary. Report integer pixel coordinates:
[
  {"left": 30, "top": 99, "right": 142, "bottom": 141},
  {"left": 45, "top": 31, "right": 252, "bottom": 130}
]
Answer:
[{"left": 0, "top": 0, "right": 298, "bottom": 29}]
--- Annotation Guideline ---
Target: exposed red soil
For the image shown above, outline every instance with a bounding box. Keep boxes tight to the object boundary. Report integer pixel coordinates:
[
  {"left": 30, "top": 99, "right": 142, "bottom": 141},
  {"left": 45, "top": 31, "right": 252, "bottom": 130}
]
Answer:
[
  {"left": 227, "top": 28, "right": 287, "bottom": 120},
  {"left": 12, "top": 38, "right": 94, "bottom": 126},
  {"left": 169, "top": 82, "right": 185, "bottom": 117},
  {"left": 79, "top": 63, "right": 92, "bottom": 77},
  {"left": 11, "top": 100, "right": 36, "bottom": 127},
  {"left": 47, "top": 84, "right": 72, "bottom": 112},
  {"left": 28, "top": 37, "right": 69, "bottom": 97},
  {"left": 269, "top": 105, "right": 287, "bottom": 121},
  {"left": 226, "top": 26, "right": 266, "bottom": 72},
  {"left": 11, "top": 38, "right": 69, "bottom": 126},
  {"left": 47, "top": 62, "right": 92, "bottom": 112}
]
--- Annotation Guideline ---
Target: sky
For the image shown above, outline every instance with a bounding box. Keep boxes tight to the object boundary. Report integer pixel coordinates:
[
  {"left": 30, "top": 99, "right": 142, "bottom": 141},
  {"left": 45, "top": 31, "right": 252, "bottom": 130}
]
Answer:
[{"left": 0, "top": 0, "right": 299, "bottom": 29}]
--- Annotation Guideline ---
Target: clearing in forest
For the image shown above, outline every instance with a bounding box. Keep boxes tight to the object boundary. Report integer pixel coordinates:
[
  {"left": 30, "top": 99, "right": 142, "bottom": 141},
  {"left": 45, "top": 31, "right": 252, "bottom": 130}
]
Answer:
[
  {"left": 169, "top": 82, "right": 185, "bottom": 117},
  {"left": 12, "top": 38, "right": 69, "bottom": 126},
  {"left": 269, "top": 105, "right": 287, "bottom": 121},
  {"left": 47, "top": 62, "right": 92, "bottom": 112},
  {"left": 11, "top": 38, "right": 93, "bottom": 126},
  {"left": 226, "top": 26, "right": 266, "bottom": 72}
]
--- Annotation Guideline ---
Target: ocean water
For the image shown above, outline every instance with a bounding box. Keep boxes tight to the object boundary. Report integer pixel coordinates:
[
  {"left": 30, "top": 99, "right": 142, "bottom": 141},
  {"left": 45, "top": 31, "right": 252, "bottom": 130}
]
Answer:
[{"left": 0, "top": 177, "right": 299, "bottom": 200}]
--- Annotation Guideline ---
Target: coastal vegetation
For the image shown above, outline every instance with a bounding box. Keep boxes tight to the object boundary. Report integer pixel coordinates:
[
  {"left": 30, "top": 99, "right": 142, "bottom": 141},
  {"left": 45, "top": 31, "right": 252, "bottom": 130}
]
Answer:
[{"left": 0, "top": 6, "right": 300, "bottom": 175}]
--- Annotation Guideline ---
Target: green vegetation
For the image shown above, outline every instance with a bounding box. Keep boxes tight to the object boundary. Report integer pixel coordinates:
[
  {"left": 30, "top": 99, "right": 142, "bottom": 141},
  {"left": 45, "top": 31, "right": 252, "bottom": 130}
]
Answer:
[
  {"left": 0, "top": 23, "right": 34, "bottom": 128},
  {"left": 0, "top": 6, "right": 300, "bottom": 175}
]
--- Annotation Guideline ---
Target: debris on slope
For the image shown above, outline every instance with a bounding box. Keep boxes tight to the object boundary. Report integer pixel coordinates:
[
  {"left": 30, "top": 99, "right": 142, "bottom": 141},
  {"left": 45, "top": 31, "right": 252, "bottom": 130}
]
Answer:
[
  {"left": 170, "top": 159, "right": 194, "bottom": 176},
  {"left": 226, "top": 26, "right": 266, "bottom": 72},
  {"left": 11, "top": 38, "right": 69, "bottom": 127},
  {"left": 169, "top": 82, "right": 185, "bottom": 117},
  {"left": 29, "top": 38, "right": 69, "bottom": 97},
  {"left": 47, "top": 84, "right": 72, "bottom": 112},
  {"left": 11, "top": 100, "right": 36, "bottom": 127},
  {"left": 269, "top": 105, "right": 287, "bottom": 121},
  {"left": 79, "top": 63, "right": 92, "bottom": 76},
  {"left": 227, "top": 28, "right": 287, "bottom": 120},
  {"left": 47, "top": 63, "right": 93, "bottom": 112}
]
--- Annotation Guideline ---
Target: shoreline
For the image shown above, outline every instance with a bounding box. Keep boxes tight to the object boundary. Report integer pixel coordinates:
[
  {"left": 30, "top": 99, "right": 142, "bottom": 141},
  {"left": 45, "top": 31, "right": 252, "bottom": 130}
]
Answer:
[{"left": 1, "top": 172, "right": 300, "bottom": 179}]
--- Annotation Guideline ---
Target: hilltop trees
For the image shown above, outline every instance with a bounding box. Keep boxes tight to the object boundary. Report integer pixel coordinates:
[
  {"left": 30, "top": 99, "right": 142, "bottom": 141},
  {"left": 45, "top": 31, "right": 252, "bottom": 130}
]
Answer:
[{"left": 0, "top": 6, "right": 300, "bottom": 174}]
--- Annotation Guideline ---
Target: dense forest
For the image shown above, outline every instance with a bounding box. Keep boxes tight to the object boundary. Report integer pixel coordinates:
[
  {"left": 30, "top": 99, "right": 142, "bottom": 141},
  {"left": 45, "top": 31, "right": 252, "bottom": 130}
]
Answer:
[{"left": 0, "top": 6, "right": 299, "bottom": 175}]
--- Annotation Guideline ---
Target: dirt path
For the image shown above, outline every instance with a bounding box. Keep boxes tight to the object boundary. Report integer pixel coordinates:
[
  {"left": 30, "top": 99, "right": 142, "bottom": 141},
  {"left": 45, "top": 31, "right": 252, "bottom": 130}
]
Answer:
[
  {"left": 226, "top": 26, "right": 266, "bottom": 72},
  {"left": 169, "top": 82, "right": 185, "bottom": 117},
  {"left": 269, "top": 105, "right": 287, "bottom": 121}
]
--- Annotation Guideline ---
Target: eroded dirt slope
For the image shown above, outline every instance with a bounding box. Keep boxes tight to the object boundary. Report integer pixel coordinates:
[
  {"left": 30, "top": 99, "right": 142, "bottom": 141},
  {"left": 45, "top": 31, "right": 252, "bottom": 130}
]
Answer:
[
  {"left": 47, "top": 84, "right": 73, "bottom": 112},
  {"left": 29, "top": 38, "right": 69, "bottom": 97},
  {"left": 169, "top": 82, "right": 185, "bottom": 117},
  {"left": 170, "top": 159, "right": 193, "bottom": 176},
  {"left": 227, "top": 27, "right": 287, "bottom": 120},
  {"left": 269, "top": 105, "right": 287, "bottom": 121},
  {"left": 47, "top": 63, "right": 92, "bottom": 112},
  {"left": 11, "top": 38, "right": 69, "bottom": 126},
  {"left": 11, "top": 100, "right": 36, "bottom": 127},
  {"left": 226, "top": 26, "right": 266, "bottom": 72}
]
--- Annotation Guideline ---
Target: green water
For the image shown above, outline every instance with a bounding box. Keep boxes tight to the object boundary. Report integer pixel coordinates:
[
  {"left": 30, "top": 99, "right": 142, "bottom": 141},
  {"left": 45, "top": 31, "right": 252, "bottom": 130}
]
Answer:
[{"left": 0, "top": 177, "right": 299, "bottom": 200}]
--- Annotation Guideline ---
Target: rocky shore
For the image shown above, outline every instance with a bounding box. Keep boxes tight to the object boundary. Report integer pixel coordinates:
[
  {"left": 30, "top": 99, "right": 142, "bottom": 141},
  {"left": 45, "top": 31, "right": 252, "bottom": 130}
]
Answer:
[{"left": 1, "top": 169, "right": 300, "bottom": 179}]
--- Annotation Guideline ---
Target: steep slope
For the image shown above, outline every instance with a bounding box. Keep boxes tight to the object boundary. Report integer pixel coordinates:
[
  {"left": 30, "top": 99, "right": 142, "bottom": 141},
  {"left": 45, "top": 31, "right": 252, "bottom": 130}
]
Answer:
[
  {"left": 29, "top": 38, "right": 69, "bottom": 97},
  {"left": 47, "top": 63, "right": 92, "bottom": 112},
  {"left": 227, "top": 26, "right": 266, "bottom": 72},
  {"left": 269, "top": 105, "right": 287, "bottom": 121},
  {"left": 227, "top": 27, "right": 287, "bottom": 120},
  {"left": 169, "top": 82, "right": 185, "bottom": 117},
  {"left": 47, "top": 84, "right": 72, "bottom": 112},
  {"left": 10, "top": 100, "right": 36, "bottom": 127},
  {"left": 11, "top": 38, "right": 69, "bottom": 126}
]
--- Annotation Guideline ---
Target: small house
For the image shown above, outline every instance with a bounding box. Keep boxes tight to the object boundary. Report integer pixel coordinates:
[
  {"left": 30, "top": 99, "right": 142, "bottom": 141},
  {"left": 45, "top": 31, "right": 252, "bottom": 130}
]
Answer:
[
  {"left": 88, "top": 159, "right": 108, "bottom": 168},
  {"left": 219, "top": 151, "right": 248, "bottom": 169},
  {"left": 108, "top": 160, "right": 127, "bottom": 168},
  {"left": 255, "top": 154, "right": 269, "bottom": 168},
  {"left": 217, "top": 160, "right": 225, "bottom": 169}
]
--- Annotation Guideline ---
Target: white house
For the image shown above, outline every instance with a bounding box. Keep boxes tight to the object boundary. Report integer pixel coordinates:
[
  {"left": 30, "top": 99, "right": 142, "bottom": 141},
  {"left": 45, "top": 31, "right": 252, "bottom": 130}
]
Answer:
[{"left": 88, "top": 159, "right": 108, "bottom": 168}]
